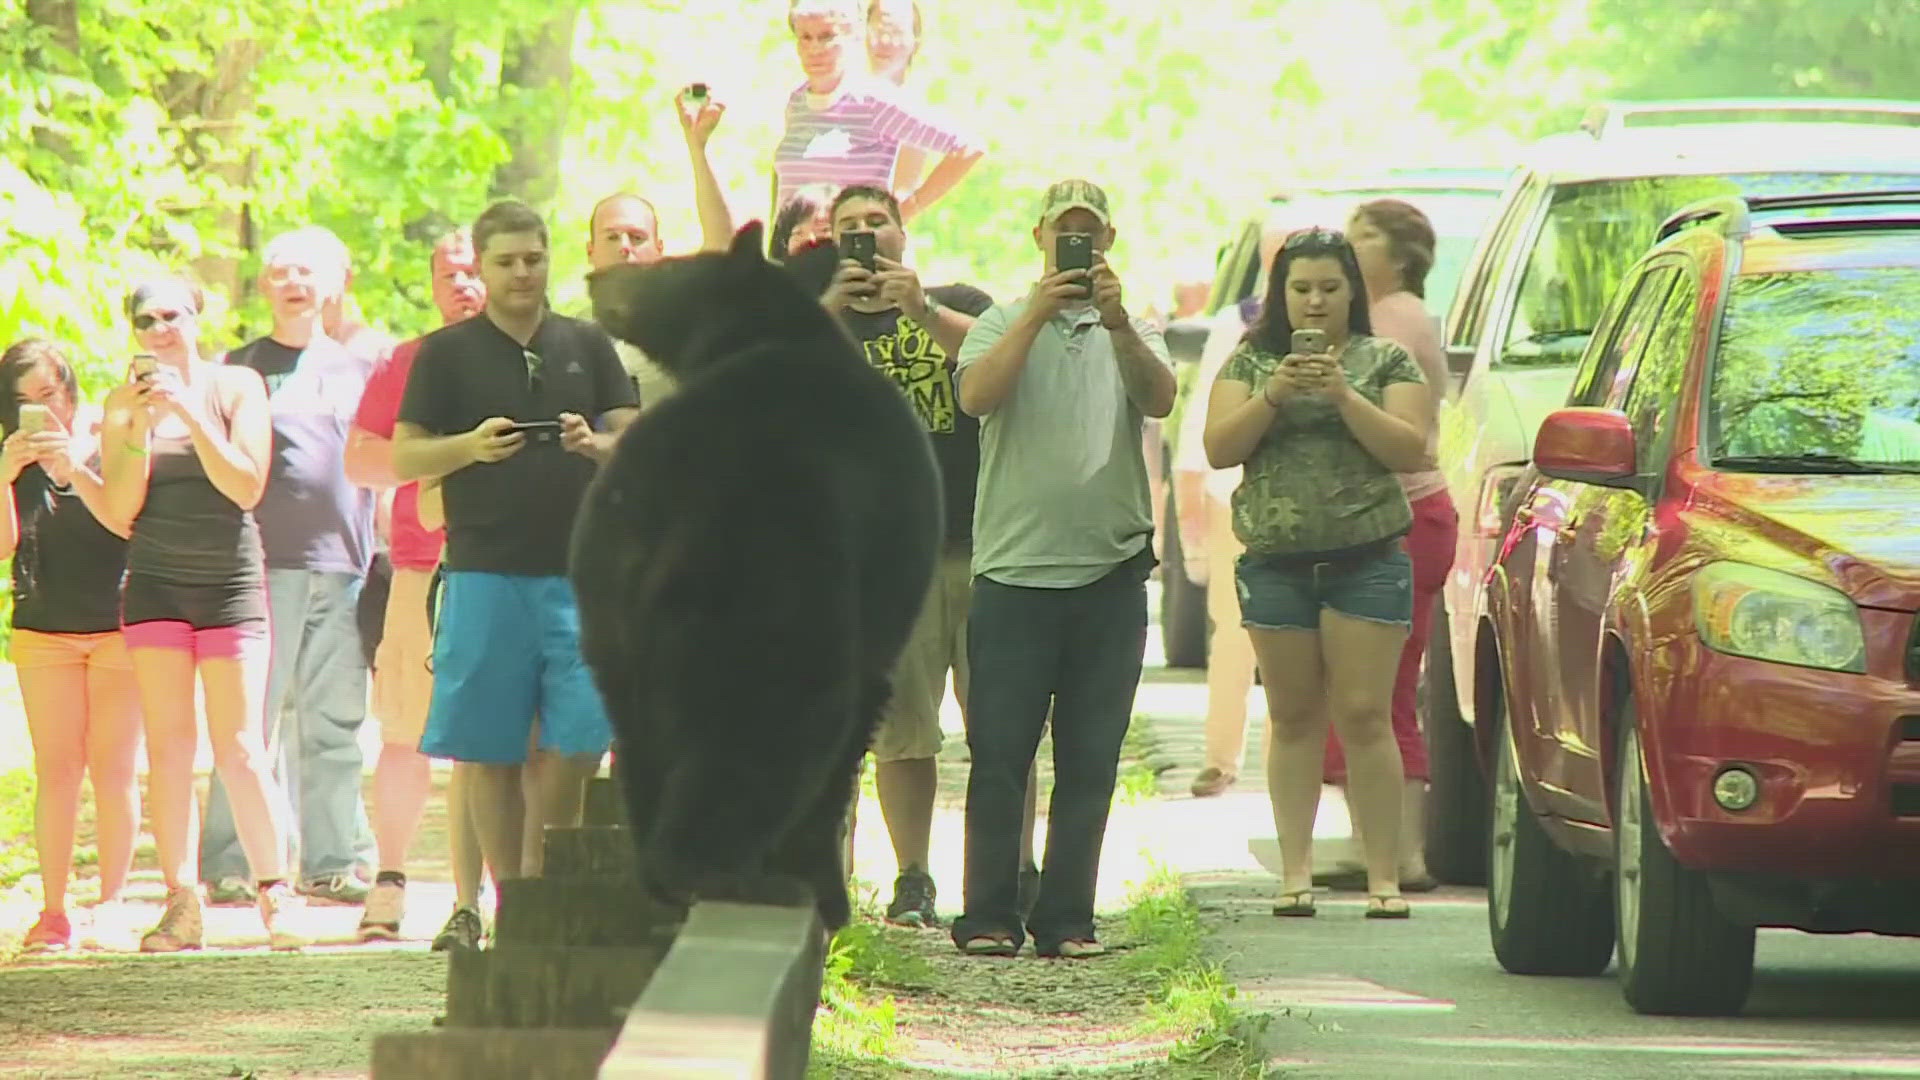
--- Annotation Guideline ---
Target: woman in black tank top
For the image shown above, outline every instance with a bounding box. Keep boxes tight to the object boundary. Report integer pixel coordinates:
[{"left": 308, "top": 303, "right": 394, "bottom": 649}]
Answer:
[
  {"left": 99, "top": 278, "right": 299, "bottom": 951},
  {"left": 1, "top": 340, "right": 141, "bottom": 954}
]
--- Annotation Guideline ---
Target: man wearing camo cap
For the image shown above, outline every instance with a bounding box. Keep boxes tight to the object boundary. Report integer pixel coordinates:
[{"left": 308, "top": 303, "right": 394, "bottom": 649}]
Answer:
[{"left": 948, "top": 178, "right": 1175, "bottom": 960}]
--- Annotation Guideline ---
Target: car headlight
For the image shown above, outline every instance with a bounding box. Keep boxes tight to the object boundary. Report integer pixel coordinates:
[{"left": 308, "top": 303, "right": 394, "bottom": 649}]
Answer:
[{"left": 1691, "top": 562, "right": 1866, "bottom": 673}]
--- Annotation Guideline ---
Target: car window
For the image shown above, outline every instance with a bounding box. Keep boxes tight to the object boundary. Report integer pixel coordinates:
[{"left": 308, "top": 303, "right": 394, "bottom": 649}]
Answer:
[
  {"left": 1708, "top": 264, "right": 1920, "bottom": 467},
  {"left": 1621, "top": 269, "right": 1700, "bottom": 473},
  {"left": 1496, "top": 172, "right": 1920, "bottom": 372},
  {"left": 1204, "top": 222, "right": 1259, "bottom": 316},
  {"left": 1450, "top": 177, "right": 1538, "bottom": 350},
  {"left": 1567, "top": 265, "right": 1675, "bottom": 407}
]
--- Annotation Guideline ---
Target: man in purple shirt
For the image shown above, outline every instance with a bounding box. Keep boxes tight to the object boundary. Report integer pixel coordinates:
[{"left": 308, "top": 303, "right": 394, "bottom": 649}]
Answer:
[
  {"left": 201, "top": 225, "right": 379, "bottom": 908},
  {"left": 776, "top": 0, "right": 984, "bottom": 221}
]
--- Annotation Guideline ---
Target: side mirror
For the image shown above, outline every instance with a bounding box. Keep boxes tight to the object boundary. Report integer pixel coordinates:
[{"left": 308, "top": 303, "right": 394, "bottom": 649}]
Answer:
[
  {"left": 1534, "top": 407, "right": 1637, "bottom": 487},
  {"left": 1444, "top": 344, "right": 1475, "bottom": 380},
  {"left": 1164, "top": 316, "right": 1211, "bottom": 365}
]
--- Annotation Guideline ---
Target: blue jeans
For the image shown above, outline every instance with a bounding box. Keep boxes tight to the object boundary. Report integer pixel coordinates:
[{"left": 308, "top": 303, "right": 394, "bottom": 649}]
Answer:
[
  {"left": 952, "top": 548, "right": 1151, "bottom": 953},
  {"left": 201, "top": 569, "right": 373, "bottom": 883}
]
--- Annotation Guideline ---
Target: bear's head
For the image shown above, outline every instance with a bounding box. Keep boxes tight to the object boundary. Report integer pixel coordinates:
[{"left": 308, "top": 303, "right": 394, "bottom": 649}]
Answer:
[{"left": 587, "top": 221, "right": 847, "bottom": 382}]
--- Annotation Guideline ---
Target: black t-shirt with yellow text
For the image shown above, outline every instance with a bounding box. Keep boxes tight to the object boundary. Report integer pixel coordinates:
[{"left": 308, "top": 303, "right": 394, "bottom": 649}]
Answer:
[{"left": 838, "top": 284, "right": 992, "bottom": 545}]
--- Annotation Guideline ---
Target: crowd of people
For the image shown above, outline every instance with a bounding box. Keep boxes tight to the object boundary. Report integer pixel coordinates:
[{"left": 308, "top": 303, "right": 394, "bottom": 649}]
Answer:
[{"left": 6, "top": 0, "right": 1451, "bottom": 959}]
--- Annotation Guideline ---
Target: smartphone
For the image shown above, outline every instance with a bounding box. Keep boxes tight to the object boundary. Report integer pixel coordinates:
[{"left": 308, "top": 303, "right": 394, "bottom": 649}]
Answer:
[
  {"left": 1055, "top": 233, "right": 1094, "bottom": 276},
  {"left": 17, "top": 404, "right": 52, "bottom": 436},
  {"left": 687, "top": 82, "right": 709, "bottom": 101},
  {"left": 130, "top": 353, "right": 159, "bottom": 382},
  {"left": 1290, "top": 328, "right": 1329, "bottom": 356},
  {"left": 840, "top": 231, "right": 878, "bottom": 272},
  {"left": 503, "top": 420, "right": 562, "bottom": 437}
]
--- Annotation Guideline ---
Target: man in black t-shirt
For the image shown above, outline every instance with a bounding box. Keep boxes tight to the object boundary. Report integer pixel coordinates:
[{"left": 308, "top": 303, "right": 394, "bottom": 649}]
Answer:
[
  {"left": 393, "top": 200, "right": 639, "bottom": 884},
  {"left": 821, "top": 184, "right": 1044, "bottom": 928}
]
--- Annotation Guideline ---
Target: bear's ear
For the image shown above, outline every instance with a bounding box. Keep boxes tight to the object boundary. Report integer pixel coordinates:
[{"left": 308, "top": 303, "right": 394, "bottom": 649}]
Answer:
[{"left": 730, "top": 221, "right": 767, "bottom": 263}]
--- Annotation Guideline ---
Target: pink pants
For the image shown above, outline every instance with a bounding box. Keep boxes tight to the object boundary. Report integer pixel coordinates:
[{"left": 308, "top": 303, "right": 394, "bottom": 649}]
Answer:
[{"left": 1324, "top": 489, "right": 1458, "bottom": 783}]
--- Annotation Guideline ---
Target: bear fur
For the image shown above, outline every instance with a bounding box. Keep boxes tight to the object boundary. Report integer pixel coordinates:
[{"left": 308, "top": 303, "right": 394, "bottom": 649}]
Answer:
[{"left": 572, "top": 222, "right": 942, "bottom": 933}]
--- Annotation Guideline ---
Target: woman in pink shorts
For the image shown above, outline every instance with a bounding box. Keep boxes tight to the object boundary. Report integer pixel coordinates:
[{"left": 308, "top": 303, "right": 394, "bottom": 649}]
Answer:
[
  {"left": 2, "top": 339, "right": 142, "bottom": 952},
  {"left": 99, "top": 277, "right": 298, "bottom": 951}
]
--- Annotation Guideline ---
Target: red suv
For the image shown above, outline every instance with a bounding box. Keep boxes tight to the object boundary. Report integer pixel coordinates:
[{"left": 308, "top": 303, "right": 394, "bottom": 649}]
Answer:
[{"left": 1478, "top": 190, "right": 1920, "bottom": 1017}]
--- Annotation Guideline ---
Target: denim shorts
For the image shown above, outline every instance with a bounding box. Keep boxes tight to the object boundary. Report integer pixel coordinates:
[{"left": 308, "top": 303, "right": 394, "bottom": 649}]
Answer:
[{"left": 1235, "top": 543, "right": 1414, "bottom": 631}]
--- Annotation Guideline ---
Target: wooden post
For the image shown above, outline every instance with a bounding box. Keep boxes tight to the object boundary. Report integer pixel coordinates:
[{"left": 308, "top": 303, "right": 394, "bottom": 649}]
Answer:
[{"left": 598, "top": 902, "right": 826, "bottom": 1079}]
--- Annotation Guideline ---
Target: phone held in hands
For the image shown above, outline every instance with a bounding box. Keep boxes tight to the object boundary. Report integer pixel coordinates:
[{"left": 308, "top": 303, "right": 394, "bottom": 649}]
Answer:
[
  {"left": 687, "top": 82, "right": 709, "bottom": 102},
  {"left": 503, "top": 419, "right": 562, "bottom": 443},
  {"left": 839, "top": 230, "right": 878, "bottom": 272},
  {"left": 17, "top": 404, "right": 52, "bottom": 436},
  {"left": 130, "top": 353, "right": 159, "bottom": 383},
  {"left": 1055, "top": 233, "right": 1094, "bottom": 276},
  {"left": 1290, "top": 328, "right": 1328, "bottom": 356}
]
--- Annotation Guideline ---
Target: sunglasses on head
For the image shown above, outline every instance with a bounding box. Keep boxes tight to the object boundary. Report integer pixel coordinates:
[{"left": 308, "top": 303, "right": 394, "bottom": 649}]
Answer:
[
  {"left": 1281, "top": 227, "right": 1351, "bottom": 253},
  {"left": 132, "top": 309, "right": 188, "bottom": 332}
]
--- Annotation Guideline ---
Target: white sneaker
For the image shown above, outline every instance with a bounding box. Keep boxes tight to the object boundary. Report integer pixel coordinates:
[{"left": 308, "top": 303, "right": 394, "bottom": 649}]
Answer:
[{"left": 358, "top": 881, "right": 406, "bottom": 942}]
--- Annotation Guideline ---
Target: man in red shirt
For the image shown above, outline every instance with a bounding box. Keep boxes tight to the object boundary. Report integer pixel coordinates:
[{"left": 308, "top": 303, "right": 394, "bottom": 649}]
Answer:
[{"left": 344, "top": 230, "right": 505, "bottom": 948}]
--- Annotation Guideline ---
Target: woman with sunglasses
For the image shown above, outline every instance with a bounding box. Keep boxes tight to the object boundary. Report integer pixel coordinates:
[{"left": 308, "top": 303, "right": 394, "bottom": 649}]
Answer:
[
  {"left": 1202, "top": 228, "right": 1432, "bottom": 920},
  {"left": 2, "top": 339, "right": 141, "bottom": 952},
  {"left": 100, "top": 277, "right": 298, "bottom": 951}
]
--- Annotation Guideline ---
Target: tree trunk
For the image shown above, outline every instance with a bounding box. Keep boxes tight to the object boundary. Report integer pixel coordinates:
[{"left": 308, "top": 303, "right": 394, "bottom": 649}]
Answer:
[
  {"left": 490, "top": 4, "right": 581, "bottom": 210},
  {"left": 24, "top": 0, "right": 82, "bottom": 165},
  {"left": 160, "top": 39, "right": 265, "bottom": 317}
]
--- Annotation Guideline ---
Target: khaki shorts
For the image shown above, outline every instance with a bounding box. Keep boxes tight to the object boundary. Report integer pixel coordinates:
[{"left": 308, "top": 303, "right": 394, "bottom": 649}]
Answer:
[
  {"left": 871, "top": 547, "right": 973, "bottom": 763},
  {"left": 371, "top": 566, "right": 436, "bottom": 748}
]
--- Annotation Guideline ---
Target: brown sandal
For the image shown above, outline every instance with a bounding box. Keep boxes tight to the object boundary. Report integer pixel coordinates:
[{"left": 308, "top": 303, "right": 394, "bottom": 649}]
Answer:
[
  {"left": 1272, "top": 889, "right": 1317, "bottom": 917},
  {"left": 1365, "top": 894, "right": 1411, "bottom": 919}
]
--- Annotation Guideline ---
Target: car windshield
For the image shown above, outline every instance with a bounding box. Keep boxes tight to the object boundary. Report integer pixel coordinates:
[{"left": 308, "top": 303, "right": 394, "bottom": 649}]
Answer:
[
  {"left": 1498, "top": 172, "right": 1920, "bottom": 371},
  {"left": 1709, "top": 264, "right": 1920, "bottom": 471}
]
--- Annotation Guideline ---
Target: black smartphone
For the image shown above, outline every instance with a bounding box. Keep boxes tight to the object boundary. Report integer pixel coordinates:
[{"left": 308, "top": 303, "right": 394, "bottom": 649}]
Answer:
[
  {"left": 687, "top": 82, "right": 709, "bottom": 101},
  {"left": 1055, "top": 233, "right": 1094, "bottom": 275},
  {"left": 840, "top": 231, "right": 877, "bottom": 271},
  {"left": 504, "top": 420, "right": 562, "bottom": 438}
]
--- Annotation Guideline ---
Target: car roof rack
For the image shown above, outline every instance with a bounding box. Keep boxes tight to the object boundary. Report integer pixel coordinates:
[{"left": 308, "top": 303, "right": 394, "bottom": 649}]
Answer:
[
  {"left": 1657, "top": 189, "right": 1920, "bottom": 242},
  {"left": 1580, "top": 98, "right": 1920, "bottom": 139}
]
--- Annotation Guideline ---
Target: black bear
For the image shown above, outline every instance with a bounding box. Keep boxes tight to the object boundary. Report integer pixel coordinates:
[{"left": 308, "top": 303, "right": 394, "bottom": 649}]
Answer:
[{"left": 572, "top": 222, "right": 942, "bottom": 933}]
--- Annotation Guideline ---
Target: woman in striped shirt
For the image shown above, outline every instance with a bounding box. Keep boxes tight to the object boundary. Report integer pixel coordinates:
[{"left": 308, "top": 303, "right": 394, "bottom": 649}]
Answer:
[{"left": 776, "top": 0, "right": 984, "bottom": 222}]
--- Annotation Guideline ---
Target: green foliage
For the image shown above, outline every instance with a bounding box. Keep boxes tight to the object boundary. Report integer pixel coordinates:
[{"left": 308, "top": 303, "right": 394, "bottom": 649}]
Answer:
[
  {"left": 1121, "top": 866, "right": 1274, "bottom": 1078},
  {"left": 0, "top": 768, "right": 36, "bottom": 889}
]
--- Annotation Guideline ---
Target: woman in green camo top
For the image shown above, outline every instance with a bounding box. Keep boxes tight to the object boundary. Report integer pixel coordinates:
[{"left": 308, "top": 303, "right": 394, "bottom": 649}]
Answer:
[{"left": 1201, "top": 227, "right": 1431, "bottom": 921}]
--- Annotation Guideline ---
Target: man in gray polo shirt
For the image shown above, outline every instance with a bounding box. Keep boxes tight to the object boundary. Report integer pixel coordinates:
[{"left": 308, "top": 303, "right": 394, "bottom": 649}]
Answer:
[{"left": 949, "top": 179, "right": 1176, "bottom": 958}]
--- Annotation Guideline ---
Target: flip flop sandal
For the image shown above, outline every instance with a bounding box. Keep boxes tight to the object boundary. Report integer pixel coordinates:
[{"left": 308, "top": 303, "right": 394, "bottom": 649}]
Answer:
[
  {"left": 1366, "top": 895, "right": 1412, "bottom": 919},
  {"left": 961, "top": 933, "right": 1019, "bottom": 956},
  {"left": 1272, "top": 889, "right": 1317, "bottom": 917}
]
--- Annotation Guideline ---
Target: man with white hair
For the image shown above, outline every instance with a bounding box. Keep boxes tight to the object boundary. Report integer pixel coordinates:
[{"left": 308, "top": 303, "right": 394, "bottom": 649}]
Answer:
[{"left": 200, "top": 224, "right": 380, "bottom": 907}]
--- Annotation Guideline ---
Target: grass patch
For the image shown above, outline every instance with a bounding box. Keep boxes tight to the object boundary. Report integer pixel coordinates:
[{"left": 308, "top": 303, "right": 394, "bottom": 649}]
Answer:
[
  {"left": 810, "top": 864, "right": 1273, "bottom": 1078},
  {"left": 0, "top": 767, "right": 38, "bottom": 889},
  {"left": 1121, "top": 866, "right": 1273, "bottom": 1077},
  {"left": 1114, "top": 722, "right": 1167, "bottom": 806}
]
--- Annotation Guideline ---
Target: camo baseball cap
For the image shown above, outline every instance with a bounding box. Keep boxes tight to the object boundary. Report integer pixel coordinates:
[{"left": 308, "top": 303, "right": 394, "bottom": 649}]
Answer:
[{"left": 1038, "top": 179, "right": 1111, "bottom": 227}]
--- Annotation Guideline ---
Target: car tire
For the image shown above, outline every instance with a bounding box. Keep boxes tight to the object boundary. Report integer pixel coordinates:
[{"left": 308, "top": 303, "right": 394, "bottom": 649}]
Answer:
[
  {"left": 1486, "top": 678, "right": 1614, "bottom": 976},
  {"left": 1159, "top": 489, "right": 1207, "bottom": 670},
  {"left": 1422, "top": 605, "right": 1487, "bottom": 885},
  {"left": 1613, "top": 701, "right": 1756, "bottom": 1016}
]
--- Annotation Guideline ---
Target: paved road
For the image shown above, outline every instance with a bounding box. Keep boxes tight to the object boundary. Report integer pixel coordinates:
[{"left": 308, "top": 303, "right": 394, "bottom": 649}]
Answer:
[{"left": 1134, "top": 643, "right": 1920, "bottom": 1079}]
